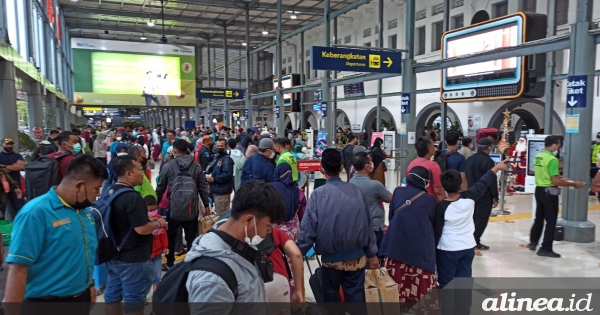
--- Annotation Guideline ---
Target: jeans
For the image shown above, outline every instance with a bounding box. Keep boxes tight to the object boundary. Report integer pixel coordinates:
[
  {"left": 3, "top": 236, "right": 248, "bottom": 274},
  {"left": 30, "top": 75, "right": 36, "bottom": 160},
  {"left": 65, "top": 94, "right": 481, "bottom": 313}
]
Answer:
[
  {"left": 104, "top": 260, "right": 154, "bottom": 314},
  {"left": 436, "top": 248, "right": 475, "bottom": 315},
  {"left": 321, "top": 266, "right": 367, "bottom": 315},
  {"left": 166, "top": 212, "right": 198, "bottom": 267},
  {"left": 151, "top": 255, "right": 163, "bottom": 284},
  {"left": 530, "top": 187, "right": 559, "bottom": 252},
  {"left": 144, "top": 94, "right": 162, "bottom": 106}
]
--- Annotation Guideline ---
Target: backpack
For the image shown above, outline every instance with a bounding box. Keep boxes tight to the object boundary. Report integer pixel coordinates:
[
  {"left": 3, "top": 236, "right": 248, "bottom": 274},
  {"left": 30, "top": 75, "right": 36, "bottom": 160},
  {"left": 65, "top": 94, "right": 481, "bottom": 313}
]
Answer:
[
  {"left": 169, "top": 166, "right": 199, "bottom": 221},
  {"left": 25, "top": 153, "right": 70, "bottom": 200},
  {"left": 434, "top": 150, "right": 458, "bottom": 173},
  {"left": 89, "top": 187, "right": 136, "bottom": 265},
  {"left": 152, "top": 255, "right": 237, "bottom": 315},
  {"left": 240, "top": 134, "right": 250, "bottom": 149}
]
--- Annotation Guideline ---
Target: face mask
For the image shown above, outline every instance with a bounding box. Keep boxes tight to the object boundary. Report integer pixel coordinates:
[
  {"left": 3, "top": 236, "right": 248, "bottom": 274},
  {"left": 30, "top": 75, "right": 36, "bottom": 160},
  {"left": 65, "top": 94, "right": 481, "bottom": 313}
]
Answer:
[
  {"left": 217, "top": 148, "right": 226, "bottom": 155},
  {"left": 141, "top": 157, "right": 149, "bottom": 166},
  {"left": 269, "top": 151, "right": 276, "bottom": 159},
  {"left": 244, "top": 216, "right": 265, "bottom": 247},
  {"left": 116, "top": 137, "right": 122, "bottom": 141},
  {"left": 3, "top": 147, "right": 13, "bottom": 153},
  {"left": 369, "top": 162, "right": 374, "bottom": 171},
  {"left": 362, "top": 130, "right": 366, "bottom": 133},
  {"left": 117, "top": 152, "right": 128, "bottom": 156},
  {"left": 71, "top": 143, "right": 82, "bottom": 155},
  {"left": 552, "top": 150, "right": 559, "bottom": 156},
  {"left": 148, "top": 210, "right": 158, "bottom": 217},
  {"left": 409, "top": 173, "right": 430, "bottom": 189},
  {"left": 73, "top": 184, "right": 93, "bottom": 209}
]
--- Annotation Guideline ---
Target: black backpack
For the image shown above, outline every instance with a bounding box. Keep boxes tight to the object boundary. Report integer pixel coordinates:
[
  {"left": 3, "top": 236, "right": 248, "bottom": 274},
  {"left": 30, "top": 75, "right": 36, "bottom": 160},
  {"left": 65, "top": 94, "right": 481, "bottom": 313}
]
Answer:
[
  {"left": 25, "top": 153, "right": 70, "bottom": 200},
  {"left": 434, "top": 150, "right": 458, "bottom": 173}
]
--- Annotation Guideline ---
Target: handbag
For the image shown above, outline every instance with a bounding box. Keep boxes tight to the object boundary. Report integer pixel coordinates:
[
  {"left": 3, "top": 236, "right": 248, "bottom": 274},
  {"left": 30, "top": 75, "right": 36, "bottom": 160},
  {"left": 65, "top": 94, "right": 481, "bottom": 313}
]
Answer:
[
  {"left": 393, "top": 191, "right": 426, "bottom": 214},
  {"left": 1, "top": 175, "right": 9, "bottom": 193},
  {"left": 592, "top": 170, "right": 600, "bottom": 193}
]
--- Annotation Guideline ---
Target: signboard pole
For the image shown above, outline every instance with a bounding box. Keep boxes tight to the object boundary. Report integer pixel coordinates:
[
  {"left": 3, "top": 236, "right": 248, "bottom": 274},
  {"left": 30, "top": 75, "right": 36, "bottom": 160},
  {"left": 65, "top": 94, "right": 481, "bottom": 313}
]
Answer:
[
  {"left": 275, "top": 0, "right": 285, "bottom": 135},
  {"left": 439, "top": 0, "right": 450, "bottom": 150},
  {"left": 223, "top": 25, "right": 230, "bottom": 128},
  {"left": 376, "top": 0, "right": 384, "bottom": 132},
  {"left": 300, "top": 32, "right": 306, "bottom": 130},
  {"left": 206, "top": 40, "right": 213, "bottom": 130},
  {"left": 245, "top": 6, "right": 252, "bottom": 129},
  {"left": 399, "top": 0, "right": 417, "bottom": 182},
  {"left": 558, "top": 0, "right": 596, "bottom": 243},
  {"left": 323, "top": 0, "right": 334, "bottom": 146}
]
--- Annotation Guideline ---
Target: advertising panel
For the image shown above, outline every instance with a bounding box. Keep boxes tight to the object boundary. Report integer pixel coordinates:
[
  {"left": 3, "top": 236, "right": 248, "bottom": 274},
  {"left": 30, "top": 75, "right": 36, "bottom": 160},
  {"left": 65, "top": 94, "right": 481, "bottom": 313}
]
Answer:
[{"left": 72, "top": 38, "right": 196, "bottom": 107}]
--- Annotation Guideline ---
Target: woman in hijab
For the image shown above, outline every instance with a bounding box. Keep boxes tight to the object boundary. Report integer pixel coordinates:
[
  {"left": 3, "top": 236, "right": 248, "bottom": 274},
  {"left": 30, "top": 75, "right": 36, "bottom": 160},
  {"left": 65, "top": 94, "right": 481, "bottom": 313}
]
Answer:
[
  {"left": 269, "top": 163, "right": 301, "bottom": 241},
  {"left": 379, "top": 166, "right": 437, "bottom": 313},
  {"left": 369, "top": 137, "right": 387, "bottom": 186}
]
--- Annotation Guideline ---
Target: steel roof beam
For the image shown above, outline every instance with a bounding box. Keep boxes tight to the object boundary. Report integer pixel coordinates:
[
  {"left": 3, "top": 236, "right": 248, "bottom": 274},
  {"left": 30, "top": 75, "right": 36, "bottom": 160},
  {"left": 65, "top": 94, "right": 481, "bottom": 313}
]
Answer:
[
  {"left": 184, "top": 0, "right": 324, "bottom": 14},
  {"left": 61, "top": 6, "right": 297, "bottom": 30},
  {"left": 67, "top": 23, "right": 274, "bottom": 41}
]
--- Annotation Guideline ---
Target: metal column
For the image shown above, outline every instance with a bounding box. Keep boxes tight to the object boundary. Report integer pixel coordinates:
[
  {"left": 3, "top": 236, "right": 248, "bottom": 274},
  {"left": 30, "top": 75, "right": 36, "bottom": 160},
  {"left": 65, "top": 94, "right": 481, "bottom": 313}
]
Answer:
[
  {"left": 544, "top": 0, "right": 556, "bottom": 133},
  {"left": 333, "top": 17, "right": 338, "bottom": 138},
  {"left": 56, "top": 99, "right": 64, "bottom": 129},
  {"left": 275, "top": 0, "right": 285, "bottom": 135},
  {"left": 557, "top": 0, "right": 595, "bottom": 243},
  {"left": 27, "top": 82, "right": 45, "bottom": 134},
  {"left": 45, "top": 94, "right": 57, "bottom": 131},
  {"left": 399, "top": 0, "right": 416, "bottom": 181},
  {"left": 245, "top": 5, "right": 252, "bottom": 128},
  {"left": 62, "top": 102, "right": 69, "bottom": 129},
  {"left": 207, "top": 41, "right": 213, "bottom": 129},
  {"left": 223, "top": 24, "right": 230, "bottom": 128},
  {"left": 300, "top": 32, "right": 305, "bottom": 130},
  {"left": 0, "top": 60, "right": 18, "bottom": 150},
  {"left": 376, "top": 0, "right": 384, "bottom": 132},
  {"left": 440, "top": 0, "right": 450, "bottom": 147},
  {"left": 195, "top": 44, "right": 202, "bottom": 126},
  {"left": 323, "top": 0, "right": 333, "bottom": 145},
  {"left": 178, "top": 108, "right": 183, "bottom": 128}
]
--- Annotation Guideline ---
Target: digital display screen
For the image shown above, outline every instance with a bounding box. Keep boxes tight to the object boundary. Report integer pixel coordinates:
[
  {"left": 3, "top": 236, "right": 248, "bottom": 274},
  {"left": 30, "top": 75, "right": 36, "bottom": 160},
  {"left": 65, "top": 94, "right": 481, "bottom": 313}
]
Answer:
[
  {"left": 273, "top": 75, "right": 293, "bottom": 106},
  {"left": 72, "top": 38, "right": 196, "bottom": 107},
  {"left": 443, "top": 16, "right": 523, "bottom": 90}
]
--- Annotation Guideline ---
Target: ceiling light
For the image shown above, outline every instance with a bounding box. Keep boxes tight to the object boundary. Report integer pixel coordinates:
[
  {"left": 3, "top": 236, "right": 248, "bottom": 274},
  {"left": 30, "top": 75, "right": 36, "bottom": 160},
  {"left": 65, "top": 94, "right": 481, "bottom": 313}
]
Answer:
[
  {"left": 290, "top": 13, "right": 297, "bottom": 19},
  {"left": 262, "top": 30, "right": 269, "bottom": 35},
  {"left": 147, "top": 20, "right": 154, "bottom": 27},
  {"left": 141, "top": 36, "right": 147, "bottom": 40},
  {"left": 242, "top": 43, "right": 247, "bottom": 46}
]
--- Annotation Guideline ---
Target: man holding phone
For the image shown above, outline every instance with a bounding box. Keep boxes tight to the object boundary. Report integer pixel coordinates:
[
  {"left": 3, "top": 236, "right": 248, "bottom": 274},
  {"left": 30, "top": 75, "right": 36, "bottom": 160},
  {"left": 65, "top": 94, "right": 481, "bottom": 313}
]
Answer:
[{"left": 529, "top": 136, "right": 584, "bottom": 258}]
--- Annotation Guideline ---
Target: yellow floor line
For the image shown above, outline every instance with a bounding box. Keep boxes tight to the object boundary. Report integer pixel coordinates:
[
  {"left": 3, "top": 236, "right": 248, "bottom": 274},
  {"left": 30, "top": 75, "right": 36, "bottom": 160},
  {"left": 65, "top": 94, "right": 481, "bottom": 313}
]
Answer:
[{"left": 489, "top": 204, "right": 600, "bottom": 222}]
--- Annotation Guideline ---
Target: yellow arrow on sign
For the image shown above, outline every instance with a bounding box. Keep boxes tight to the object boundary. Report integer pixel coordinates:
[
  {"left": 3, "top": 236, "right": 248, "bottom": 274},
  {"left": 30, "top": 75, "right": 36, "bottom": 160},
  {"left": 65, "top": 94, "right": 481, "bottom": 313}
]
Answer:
[
  {"left": 383, "top": 57, "right": 393, "bottom": 68},
  {"left": 235, "top": 92, "right": 239, "bottom": 97}
]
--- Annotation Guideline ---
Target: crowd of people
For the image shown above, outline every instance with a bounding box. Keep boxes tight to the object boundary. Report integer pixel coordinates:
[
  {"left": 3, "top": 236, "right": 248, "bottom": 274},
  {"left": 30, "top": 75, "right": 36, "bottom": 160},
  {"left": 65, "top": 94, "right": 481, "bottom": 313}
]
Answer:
[{"left": 0, "top": 122, "right": 593, "bottom": 315}]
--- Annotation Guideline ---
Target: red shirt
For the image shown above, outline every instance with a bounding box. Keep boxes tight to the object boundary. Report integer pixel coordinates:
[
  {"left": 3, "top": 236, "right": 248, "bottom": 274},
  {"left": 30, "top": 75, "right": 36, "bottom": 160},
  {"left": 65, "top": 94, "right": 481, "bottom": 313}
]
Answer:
[
  {"left": 47, "top": 152, "right": 75, "bottom": 181},
  {"left": 268, "top": 227, "right": 292, "bottom": 279},
  {"left": 406, "top": 157, "right": 443, "bottom": 201},
  {"left": 151, "top": 214, "right": 169, "bottom": 258}
]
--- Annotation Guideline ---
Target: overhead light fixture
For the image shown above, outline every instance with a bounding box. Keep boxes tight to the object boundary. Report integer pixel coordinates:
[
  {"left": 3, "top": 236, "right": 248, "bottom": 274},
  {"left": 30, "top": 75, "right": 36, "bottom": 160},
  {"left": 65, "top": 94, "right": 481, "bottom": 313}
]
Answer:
[
  {"left": 290, "top": 12, "right": 297, "bottom": 19},
  {"left": 242, "top": 42, "right": 247, "bottom": 46},
  {"left": 141, "top": 36, "right": 147, "bottom": 40},
  {"left": 147, "top": 19, "right": 154, "bottom": 27},
  {"left": 262, "top": 30, "right": 269, "bottom": 35}
]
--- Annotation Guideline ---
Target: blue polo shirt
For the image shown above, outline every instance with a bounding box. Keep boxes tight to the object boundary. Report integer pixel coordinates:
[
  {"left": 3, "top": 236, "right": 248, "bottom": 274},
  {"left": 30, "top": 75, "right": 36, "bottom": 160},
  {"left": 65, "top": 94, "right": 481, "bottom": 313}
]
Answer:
[
  {"left": 7, "top": 188, "right": 97, "bottom": 299},
  {"left": 161, "top": 141, "right": 172, "bottom": 161}
]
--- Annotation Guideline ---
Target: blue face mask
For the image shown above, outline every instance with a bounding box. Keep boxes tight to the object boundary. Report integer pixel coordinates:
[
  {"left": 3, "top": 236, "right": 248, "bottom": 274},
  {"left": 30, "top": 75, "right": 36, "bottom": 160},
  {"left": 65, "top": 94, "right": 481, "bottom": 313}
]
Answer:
[{"left": 71, "top": 143, "right": 82, "bottom": 155}]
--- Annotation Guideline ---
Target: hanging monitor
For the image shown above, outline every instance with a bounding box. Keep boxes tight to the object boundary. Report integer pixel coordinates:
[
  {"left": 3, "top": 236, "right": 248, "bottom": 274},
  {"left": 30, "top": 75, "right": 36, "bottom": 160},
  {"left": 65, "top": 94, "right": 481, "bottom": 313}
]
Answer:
[
  {"left": 273, "top": 74, "right": 301, "bottom": 113},
  {"left": 440, "top": 12, "right": 547, "bottom": 103}
]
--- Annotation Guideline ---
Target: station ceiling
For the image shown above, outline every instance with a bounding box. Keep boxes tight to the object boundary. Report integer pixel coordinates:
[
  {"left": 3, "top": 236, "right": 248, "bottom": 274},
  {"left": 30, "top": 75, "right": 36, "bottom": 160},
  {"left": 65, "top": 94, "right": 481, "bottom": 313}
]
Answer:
[{"left": 61, "top": 0, "right": 357, "bottom": 48}]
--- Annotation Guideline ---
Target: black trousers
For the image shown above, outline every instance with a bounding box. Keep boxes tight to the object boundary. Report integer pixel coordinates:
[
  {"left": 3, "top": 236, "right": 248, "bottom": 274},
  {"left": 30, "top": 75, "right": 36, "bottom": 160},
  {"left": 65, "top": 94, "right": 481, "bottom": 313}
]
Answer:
[
  {"left": 21, "top": 287, "right": 91, "bottom": 315},
  {"left": 530, "top": 186, "right": 559, "bottom": 252},
  {"left": 165, "top": 213, "right": 198, "bottom": 267},
  {"left": 473, "top": 196, "right": 493, "bottom": 245}
]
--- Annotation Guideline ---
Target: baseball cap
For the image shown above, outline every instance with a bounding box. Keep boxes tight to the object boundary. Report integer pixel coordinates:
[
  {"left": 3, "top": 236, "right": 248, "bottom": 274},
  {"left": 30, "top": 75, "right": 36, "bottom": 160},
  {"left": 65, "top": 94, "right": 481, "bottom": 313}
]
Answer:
[
  {"left": 138, "top": 127, "right": 144, "bottom": 131},
  {"left": 261, "top": 131, "right": 270, "bottom": 136},
  {"left": 479, "top": 138, "right": 493, "bottom": 146},
  {"left": 258, "top": 138, "right": 274, "bottom": 150},
  {"left": 3, "top": 138, "right": 14, "bottom": 144},
  {"left": 352, "top": 146, "right": 371, "bottom": 155}
]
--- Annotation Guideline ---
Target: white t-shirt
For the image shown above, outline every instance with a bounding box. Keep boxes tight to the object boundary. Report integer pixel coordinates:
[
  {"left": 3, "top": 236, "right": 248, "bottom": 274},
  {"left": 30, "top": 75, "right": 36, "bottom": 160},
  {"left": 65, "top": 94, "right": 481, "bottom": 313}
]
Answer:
[{"left": 436, "top": 198, "right": 477, "bottom": 251}]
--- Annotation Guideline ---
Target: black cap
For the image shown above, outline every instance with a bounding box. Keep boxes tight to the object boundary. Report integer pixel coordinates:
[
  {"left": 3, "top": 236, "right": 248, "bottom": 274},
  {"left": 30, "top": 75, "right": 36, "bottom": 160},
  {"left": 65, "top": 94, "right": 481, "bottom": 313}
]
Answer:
[
  {"left": 479, "top": 138, "right": 493, "bottom": 146},
  {"left": 321, "top": 149, "right": 342, "bottom": 173}
]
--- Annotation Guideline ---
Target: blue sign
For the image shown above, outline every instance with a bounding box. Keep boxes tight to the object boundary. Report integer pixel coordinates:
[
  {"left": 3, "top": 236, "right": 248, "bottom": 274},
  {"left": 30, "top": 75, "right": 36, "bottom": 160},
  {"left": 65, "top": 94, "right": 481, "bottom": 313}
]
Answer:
[
  {"left": 196, "top": 88, "right": 244, "bottom": 99},
  {"left": 566, "top": 75, "right": 587, "bottom": 108},
  {"left": 206, "top": 112, "right": 211, "bottom": 120},
  {"left": 343, "top": 83, "right": 365, "bottom": 98},
  {"left": 275, "top": 106, "right": 280, "bottom": 119},
  {"left": 314, "top": 90, "right": 322, "bottom": 102},
  {"left": 321, "top": 102, "right": 328, "bottom": 117},
  {"left": 311, "top": 46, "right": 402, "bottom": 74},
  {"left": 401, "top": 93, "right": 410, "bottom": 114},
  {"left": 244, "top": 109, "right": 248, "bottom": 119},
  {"left": 313, "top": 103, "right": 322, "bottom": 111}
]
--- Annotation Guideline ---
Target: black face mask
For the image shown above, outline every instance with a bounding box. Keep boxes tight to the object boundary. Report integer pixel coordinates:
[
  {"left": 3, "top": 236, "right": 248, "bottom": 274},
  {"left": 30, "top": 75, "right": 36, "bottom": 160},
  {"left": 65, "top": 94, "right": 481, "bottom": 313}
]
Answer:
[
  {"left": 3, "top": 147, "right": 13, "bottom": 153},
  {"left": 141, "top": 157, "right": 149, "bottom": 167},
  {"left": 73, "top": 185, "right": 93, "bottom": 209},
  {"left": 216, "top": 148, "right": 226, "bottom": 155}
]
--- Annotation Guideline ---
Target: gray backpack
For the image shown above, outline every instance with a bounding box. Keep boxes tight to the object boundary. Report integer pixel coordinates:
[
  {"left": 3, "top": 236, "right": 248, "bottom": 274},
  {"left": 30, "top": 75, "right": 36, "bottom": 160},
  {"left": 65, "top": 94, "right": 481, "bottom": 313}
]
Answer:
[{"left": 169, "top": 166, "right": 199, "bottom": 221}]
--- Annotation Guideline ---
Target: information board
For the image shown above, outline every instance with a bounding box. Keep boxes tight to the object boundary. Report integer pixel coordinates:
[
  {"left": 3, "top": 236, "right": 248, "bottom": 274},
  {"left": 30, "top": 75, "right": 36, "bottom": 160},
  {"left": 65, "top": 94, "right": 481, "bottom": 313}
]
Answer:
[
  {"left": 196, "top": 88, "right": 244, "bottom": 99},
  {"left": 311, "top": 46, "right": 402, "bottom": 74}
]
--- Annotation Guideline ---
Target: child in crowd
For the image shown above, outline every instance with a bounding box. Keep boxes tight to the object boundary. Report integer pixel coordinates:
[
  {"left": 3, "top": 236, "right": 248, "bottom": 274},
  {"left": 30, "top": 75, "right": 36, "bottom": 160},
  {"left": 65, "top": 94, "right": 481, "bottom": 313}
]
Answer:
[{"left": 145, "top": 195, "right": 168, "bottom": 291}]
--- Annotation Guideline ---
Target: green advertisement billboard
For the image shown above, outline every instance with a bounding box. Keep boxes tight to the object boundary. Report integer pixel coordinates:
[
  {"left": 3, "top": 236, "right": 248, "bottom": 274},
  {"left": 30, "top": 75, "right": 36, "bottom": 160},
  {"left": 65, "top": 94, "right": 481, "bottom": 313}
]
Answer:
[{"left": 71, "top": 39, "right": 196, "bottom": 107}]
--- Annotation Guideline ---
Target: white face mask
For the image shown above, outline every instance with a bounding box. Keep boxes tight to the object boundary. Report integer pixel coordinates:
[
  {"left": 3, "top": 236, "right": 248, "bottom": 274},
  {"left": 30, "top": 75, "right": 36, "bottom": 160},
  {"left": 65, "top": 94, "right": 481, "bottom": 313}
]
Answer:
[
  {"left": 116, "top": 137, "right": 122, "bottom": 141},
  {"left": 369, "top": 162, "right": 374, "bottom": 171},
  {"left": 244, "top": 216, "right": 265, "bottom": 247},
  {"left": 409, "top": 173, "right": 430, "bottom": 189},
  {"left": 269, "top": 151, "right": 276, "bottom": 159},
  {"left": 117, "top": 152, "right": 127, "bottom": 156}
]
